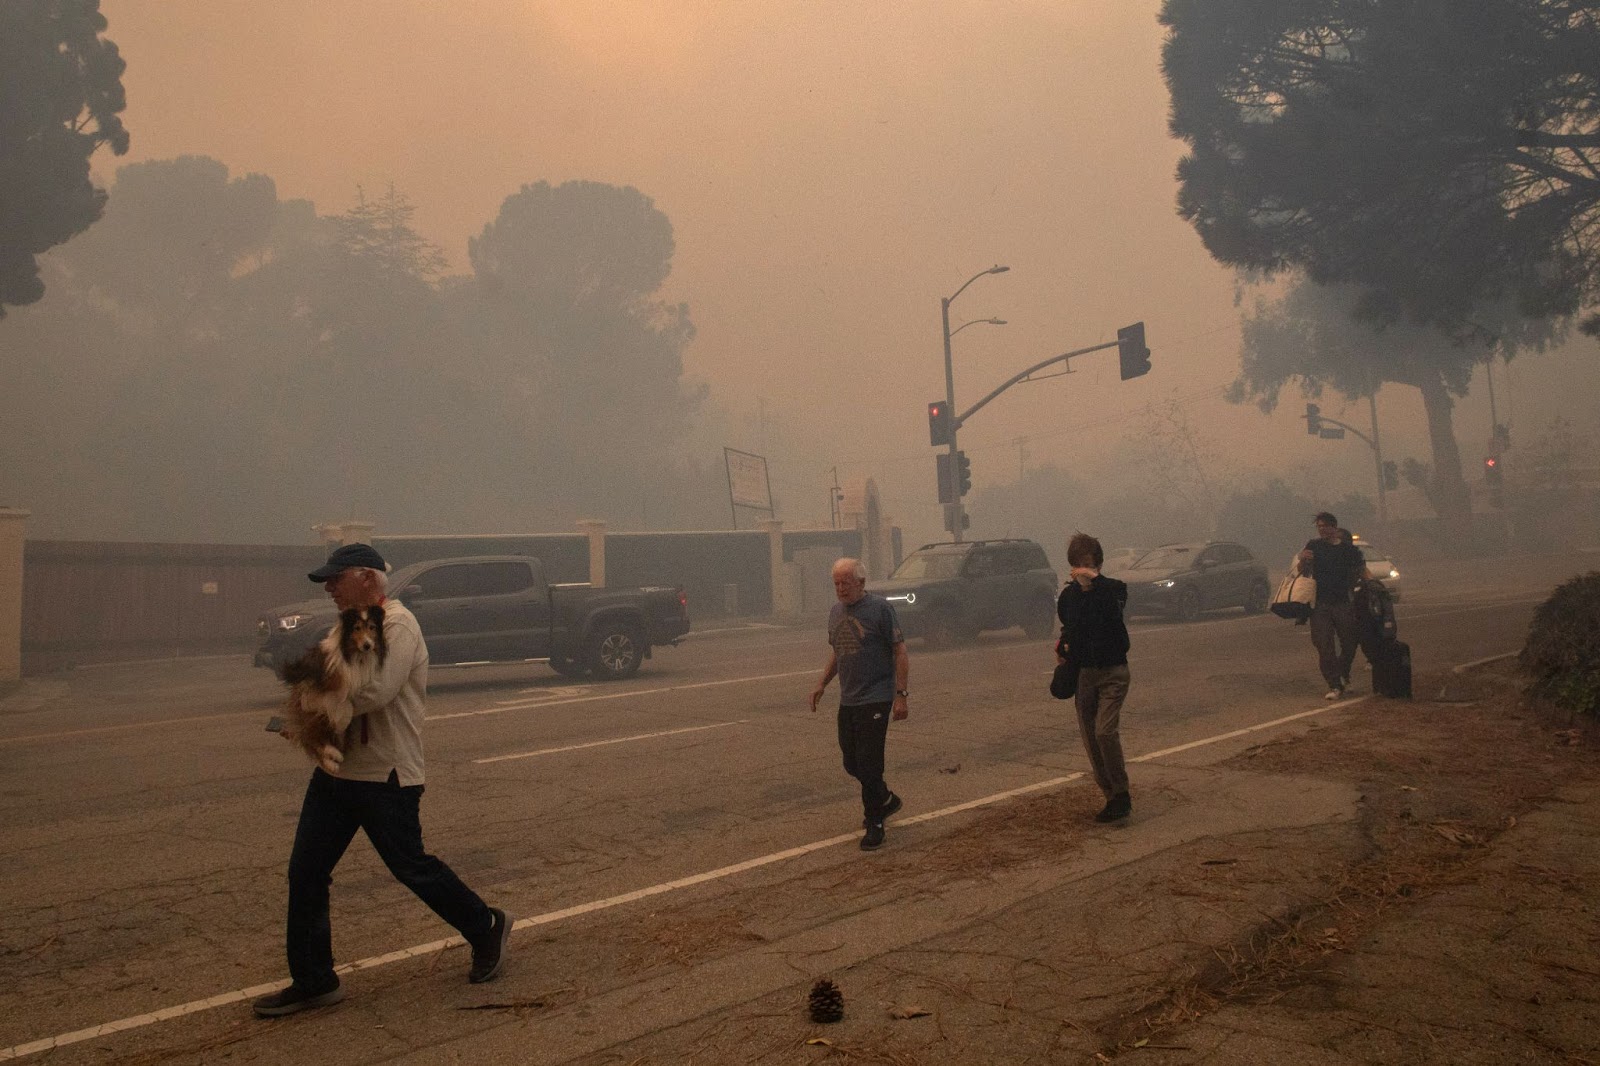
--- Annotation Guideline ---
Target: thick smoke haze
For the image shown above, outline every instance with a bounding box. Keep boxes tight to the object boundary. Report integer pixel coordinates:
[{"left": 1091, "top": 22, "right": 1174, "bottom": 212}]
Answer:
[{"left": 3, "top": 0, "right": 1597, "bottom": 555}]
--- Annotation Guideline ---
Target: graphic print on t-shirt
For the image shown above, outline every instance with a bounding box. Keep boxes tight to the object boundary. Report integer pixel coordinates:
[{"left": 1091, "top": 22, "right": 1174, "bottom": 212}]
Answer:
[{"left": 830, "top": 613, "right": 867, "bottom": 658}]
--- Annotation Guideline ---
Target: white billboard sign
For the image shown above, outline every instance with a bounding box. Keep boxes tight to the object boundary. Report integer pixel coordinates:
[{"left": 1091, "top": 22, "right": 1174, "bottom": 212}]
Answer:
[{"left": 724, "top": 447, "right": 773, "bottom": 513}]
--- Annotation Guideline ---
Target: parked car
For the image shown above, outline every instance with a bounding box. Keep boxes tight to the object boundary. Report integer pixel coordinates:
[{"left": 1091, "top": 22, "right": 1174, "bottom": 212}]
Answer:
[
  {"left": 1100, "top": 547, "right": 1146, "bottom": 578},
  {"left": 255, "top": 555, "right": 690, "bottom": 680},
  {"left": 1352, "top": 538, "right": 1402, "bottom": 601},
  {"left": 876, "top": 539, "right": 1059, "bottom": 647},
  {"left": 1121, "top": 541, "right": 1271, "bottom": 622}
]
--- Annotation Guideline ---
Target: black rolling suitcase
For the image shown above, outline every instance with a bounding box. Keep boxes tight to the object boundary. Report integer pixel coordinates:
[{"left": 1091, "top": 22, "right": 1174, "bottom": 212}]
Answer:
[{"left": 1371, "top": 638, "right": 1412, "bottom": 699}]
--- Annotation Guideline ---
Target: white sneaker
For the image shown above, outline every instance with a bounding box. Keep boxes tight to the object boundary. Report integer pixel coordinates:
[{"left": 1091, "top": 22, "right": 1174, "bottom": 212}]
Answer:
[{"left": 1324, "top": 686, "right": 1344, "bottom": 700}]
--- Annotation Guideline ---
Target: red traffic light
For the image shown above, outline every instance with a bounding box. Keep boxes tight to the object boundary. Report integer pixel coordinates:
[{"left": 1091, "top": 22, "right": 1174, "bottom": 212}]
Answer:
[
  {"left": 1484, "top": 457, "right": 1497, "bottom": 468},
  {"left": 928, "top": 400, "right": 954, "bottom": 446}
]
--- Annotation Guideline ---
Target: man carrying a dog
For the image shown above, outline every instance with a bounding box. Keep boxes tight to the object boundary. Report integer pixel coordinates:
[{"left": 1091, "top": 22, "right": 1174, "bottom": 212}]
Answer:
[{"left": 254, "top": 543, "right": 513, "bottom": 1017}]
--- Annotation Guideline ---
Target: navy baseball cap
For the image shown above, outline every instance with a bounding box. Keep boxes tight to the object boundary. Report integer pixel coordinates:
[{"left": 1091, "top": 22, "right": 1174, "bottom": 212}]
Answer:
[{"left": 308, "top": 543, "right": 388, "bottom": 582}]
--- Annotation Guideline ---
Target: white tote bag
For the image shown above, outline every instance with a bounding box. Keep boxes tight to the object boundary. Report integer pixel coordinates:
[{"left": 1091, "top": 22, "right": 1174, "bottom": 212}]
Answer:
[{"left": 1270, "top": 555, "right": 1316, "bottom": 620}]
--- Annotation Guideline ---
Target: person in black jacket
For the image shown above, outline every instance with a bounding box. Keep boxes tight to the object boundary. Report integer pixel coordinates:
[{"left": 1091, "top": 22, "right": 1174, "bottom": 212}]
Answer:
[
  {"left": 1298, "top": 512, "right": 1370, "bottom": 700},
  {"left": 1056, "top": 532, "right": 1133, "bottom": 823}
]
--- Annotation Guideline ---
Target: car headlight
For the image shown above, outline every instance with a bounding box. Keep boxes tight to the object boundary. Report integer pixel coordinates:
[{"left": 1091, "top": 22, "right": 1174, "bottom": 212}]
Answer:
[
  {"left": 277, "top": 613, "right": 311, "bottom": 631},
  {"left": 885, "top": 593, "right": 917, "bottom": 605},
  {"left": 1153, "top": 579, "right": 1175, "bottom": 588},
  {"left": 1388, "top": 568, "right": 1399, "bottom": 579}
]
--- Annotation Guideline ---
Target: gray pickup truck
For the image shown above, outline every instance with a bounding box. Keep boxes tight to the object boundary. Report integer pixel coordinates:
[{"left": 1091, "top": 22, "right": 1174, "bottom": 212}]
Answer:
[{"left": 254, "top": 554, "right": 690, "bottom": 680}]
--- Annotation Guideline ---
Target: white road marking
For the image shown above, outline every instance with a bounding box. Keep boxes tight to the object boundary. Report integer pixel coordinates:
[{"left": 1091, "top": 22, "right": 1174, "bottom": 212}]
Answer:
[
  {"left": 1452, "top": 650, "right": 1519, "bottom": 674},
  {"left": 493, "top": 685, "right": 588, "bottom": 705},
  {"left": 428, "top": 669, "right": 816, "bottom": 722},
  {"left": 475, "top": 720, "right": 750, "bottom": 764},
  {"left": 0, "top": 690, "right": 1359, "bottom": 1061}
]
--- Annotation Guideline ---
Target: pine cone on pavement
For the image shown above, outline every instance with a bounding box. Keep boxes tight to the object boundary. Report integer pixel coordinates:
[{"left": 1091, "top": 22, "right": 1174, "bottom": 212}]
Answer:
[{"left": 808, "top": 978, "right": 844, "bottom": 1023}]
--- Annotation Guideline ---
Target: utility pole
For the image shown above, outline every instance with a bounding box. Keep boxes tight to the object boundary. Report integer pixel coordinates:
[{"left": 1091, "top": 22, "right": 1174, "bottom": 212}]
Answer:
[{"left": 1368, "top": 389, "right": 1389, "bottom": 530}]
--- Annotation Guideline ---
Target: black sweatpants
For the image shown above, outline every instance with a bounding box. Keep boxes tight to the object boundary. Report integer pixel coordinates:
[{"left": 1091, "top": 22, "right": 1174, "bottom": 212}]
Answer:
[
  {"left": 285, "top": 769, "right": 492, "bottom": 992},
  {"left": 837, "top": 702, "right": 893, "bottom": 822}
]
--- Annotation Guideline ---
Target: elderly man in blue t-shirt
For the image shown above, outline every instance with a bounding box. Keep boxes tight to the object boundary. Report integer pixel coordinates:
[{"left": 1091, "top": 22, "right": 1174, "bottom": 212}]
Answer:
[{"left": 810, "top": 557, "right": 910, "bottom": 851}]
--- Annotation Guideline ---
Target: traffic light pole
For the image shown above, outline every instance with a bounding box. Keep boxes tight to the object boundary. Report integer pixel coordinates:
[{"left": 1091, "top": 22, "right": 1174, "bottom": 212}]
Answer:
[
  {"left": 1307, "top": 408, "right": 1389, "bottom": 529},
  {"left": 940, "top": 295, "right": 964, "bottom": 542},
  {"left": 1368, "top": 391, "right": 1389, "bottom": 530}
]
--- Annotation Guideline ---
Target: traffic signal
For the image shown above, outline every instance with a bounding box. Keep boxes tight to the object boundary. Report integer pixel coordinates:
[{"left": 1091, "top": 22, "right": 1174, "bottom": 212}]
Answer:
[
  {"left": 935, "top": 452, "right": 955, "bottom": 504},
  {"left": 1383, "top": 460, "right": 1399, "bottom": 491},
  {"left": 928, "top": 400, "right": 953, "bottom": 446},
  {"left": 956, "top": 450, "right": 972, "bottom": 496},
  {"left": 1484, "top": 456, "right": 1504, "bottom": 507},
  {"left": 1306, "top": 403, "right": 1322, "bottom": 435},
  {"left": 943, "top": 504, "right": 970, "bottom": 533},
  {"left": 1117, "top": 322, "right": 1151, "bottom": 381}
]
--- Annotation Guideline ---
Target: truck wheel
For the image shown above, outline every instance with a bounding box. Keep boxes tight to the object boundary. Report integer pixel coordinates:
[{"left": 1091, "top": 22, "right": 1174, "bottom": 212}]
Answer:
[
  {"left": 549, "top": 655, "right": 590, "bottom": 679},
  {"left": 1021, "top": 595, "right": 1057, "bottom": 639},
  {"left": 588, "top": 625, "right": 645, "bottom": 680}
]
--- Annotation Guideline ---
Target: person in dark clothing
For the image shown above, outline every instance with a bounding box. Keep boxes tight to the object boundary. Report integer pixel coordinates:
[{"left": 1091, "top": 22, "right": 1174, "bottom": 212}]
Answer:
[
  {"left": 810, "top": 557, "right": 909, "bottom": 851},
  {"left": 1298, "top": 512, "right": 1370, "bottom": 700},
  {"left": 1056, "top": 532, "right": 1133, "bottom": 823}
]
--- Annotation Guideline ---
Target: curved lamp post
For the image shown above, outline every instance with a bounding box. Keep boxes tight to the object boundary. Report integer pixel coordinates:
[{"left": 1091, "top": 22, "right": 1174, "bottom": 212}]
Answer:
[{"left": 941, "top": 266, "right": 1008, "bottom": 541}]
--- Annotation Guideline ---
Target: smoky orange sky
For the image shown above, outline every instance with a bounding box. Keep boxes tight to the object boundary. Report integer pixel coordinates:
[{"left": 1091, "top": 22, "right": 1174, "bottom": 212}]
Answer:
[{"left": 97, "top": 0, "right": 1598, "bottom": 538}]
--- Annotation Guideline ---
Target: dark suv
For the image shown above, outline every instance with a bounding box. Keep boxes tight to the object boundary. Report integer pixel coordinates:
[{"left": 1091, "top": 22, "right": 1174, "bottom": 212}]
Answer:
[
  {"left": 1120, "top": 541, "right": 1270, "bottom": 622},
  {"left": 875, "top": 539, "right": 1059, "bottom": 647}
]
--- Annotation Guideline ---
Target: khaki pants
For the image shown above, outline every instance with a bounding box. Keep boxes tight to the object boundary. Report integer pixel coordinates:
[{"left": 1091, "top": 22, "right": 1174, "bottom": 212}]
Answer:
[{"left": 1075, "top": 664, "right": 1131, "bottom": 799}]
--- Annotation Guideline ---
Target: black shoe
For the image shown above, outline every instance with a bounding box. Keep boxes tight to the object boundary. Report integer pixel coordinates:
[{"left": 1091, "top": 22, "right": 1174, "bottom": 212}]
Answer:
[
  {"left": 863, "top": 792, "right": 903, "bottom": 828},
  {"left": 1094, "top": 793, "right": 1132, "bottom": 823},
  {"left": 860, "top": 823, "right": 886, "bottom": 850},
  {"left": 252, "top": 981, "right": 344, "bottom": 1017},
  {"left": 469, "top": 907, "right": 513, "bottom": 984}
]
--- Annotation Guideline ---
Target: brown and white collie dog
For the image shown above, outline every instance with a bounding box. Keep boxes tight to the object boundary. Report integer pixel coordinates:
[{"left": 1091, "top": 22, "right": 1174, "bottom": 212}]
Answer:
[{"left": 278, "top": 605, "right": 387, "bottom": 773}]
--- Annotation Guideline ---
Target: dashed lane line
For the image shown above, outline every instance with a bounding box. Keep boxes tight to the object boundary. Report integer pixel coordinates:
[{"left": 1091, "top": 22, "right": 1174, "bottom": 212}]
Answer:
[
  {"left": 0, "top": 691, "right": 1364, "bottom": 1062},
  {"left": 474, "top": 720, "right": 750, "bottom": 764},
  {"left": 428, "top": 669, "right": 817, "bottom": 721}
]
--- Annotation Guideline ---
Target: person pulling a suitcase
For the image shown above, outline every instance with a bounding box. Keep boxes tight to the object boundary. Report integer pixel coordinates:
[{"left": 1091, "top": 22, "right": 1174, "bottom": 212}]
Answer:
[{"left": 1297, "top": 512, "right": 1370, "bottom": 700}]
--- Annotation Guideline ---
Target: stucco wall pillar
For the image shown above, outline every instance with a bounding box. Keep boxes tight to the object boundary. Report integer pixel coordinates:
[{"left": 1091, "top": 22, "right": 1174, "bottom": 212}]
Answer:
[
  {"left": 0, "top": 508, "right": 28, "bottom": 682},
  {"left": 761, "top": 519, "right": 801, "bottom": 617},
  {"left": 578, "top": 519, "right": 607, "bottom": 588}
]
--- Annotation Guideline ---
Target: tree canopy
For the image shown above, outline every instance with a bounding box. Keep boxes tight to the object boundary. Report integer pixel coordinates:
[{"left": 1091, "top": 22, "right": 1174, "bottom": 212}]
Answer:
[
  {"left": 1162, "top": 0, "right": 1600, "bottom": 336},
  {"left": 0, "top": 158, "right": 719, "bottom": 540},
  {"left": 0, "top": 0, "right": 129, "bottom": 318}
]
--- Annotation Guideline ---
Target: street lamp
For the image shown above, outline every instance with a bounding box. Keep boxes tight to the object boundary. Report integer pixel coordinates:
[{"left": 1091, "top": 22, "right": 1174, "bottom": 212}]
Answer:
[
  {"left": 949, "top": 317, "right": 1007, "bottom": 338},
  {"left": 941, "top": 265, "right": 1009, "bottom": 543}
]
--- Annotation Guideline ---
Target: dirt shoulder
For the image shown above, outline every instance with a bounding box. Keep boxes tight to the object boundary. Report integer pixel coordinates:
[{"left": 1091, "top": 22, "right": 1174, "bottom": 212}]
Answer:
[{"left": 554, "top": 659, "right": 1600, "bottom": 1065}]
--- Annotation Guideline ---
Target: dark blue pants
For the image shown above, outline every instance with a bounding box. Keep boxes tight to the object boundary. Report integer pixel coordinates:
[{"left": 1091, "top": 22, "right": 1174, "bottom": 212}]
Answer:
[
  {"left": 285, "top": 769, "right": 491, "bottom": 991},
  {"left": 837, "top": 702, "right": 893, "bottom": 821}
]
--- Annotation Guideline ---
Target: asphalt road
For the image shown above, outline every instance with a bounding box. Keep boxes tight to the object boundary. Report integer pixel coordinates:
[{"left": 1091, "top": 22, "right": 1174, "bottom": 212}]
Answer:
[{"left": 0, "top": 553, "right": 1586, "bottom": 1062}]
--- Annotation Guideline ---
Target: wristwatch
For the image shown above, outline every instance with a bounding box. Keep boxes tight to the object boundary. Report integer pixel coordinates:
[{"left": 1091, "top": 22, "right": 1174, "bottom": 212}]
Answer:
[{"left": 895, "top": 689, "right": 909, "bottom": 697}]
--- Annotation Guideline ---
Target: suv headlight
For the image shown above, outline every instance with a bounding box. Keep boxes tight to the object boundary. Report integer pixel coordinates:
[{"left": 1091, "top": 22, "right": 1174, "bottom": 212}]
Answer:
[
  {"left": 885, "top": 592, "right": 917, "bottom": 605},
  {"left": 1152, "top": 579, "right": 1176, "bottom": 588},
  {"left": 277, "top": 613, "right": 312, "bottom": 631}
]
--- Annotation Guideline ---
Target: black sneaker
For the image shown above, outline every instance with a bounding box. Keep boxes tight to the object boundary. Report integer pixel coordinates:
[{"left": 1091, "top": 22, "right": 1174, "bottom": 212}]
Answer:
[
  {"left": 252, "top": 981, "right": 344, "bottom": 1018},
  {"left": 860, "top": 822, "right": 886, "bottom": 850},
  {"left": 468, "top": 907, "right": 513, "bottom": 984},
  {"left": 863, "top": 792, "right": 903, "bottom": 828},
  {"left": 1094, "top": 793, "right": 1132, "bottom": 824}
]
